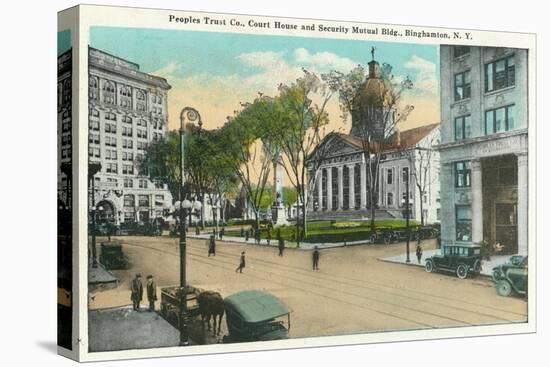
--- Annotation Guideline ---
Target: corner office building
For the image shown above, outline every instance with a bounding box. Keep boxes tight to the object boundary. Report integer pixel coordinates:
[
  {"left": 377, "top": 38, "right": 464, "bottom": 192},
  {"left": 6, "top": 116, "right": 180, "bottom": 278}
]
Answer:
[
  {"left": 58, "top": 47, "right": 174, "bottom": 225},
  {"left": 438, "top": 45, "right": 528, "bottom": 255}
]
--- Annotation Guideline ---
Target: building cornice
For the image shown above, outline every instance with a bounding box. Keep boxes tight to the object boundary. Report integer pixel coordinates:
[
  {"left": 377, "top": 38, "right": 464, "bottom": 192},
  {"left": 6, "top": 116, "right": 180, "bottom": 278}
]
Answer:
[{"left": 435, "top": 128, "right": 528, "bottom": 152}]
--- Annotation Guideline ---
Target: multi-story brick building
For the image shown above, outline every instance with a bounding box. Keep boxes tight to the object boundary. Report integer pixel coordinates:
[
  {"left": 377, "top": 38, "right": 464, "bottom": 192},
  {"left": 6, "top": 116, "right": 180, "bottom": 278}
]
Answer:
[
  {"left": 86, "top": 47, "right": 173, "bottom": 224},
  {"left": 438, "top": 45, "right": 528, "bottom": 255}
]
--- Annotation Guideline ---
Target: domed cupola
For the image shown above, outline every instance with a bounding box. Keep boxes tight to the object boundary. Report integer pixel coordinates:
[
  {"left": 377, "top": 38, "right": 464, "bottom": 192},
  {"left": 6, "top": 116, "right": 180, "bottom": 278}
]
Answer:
[{"left": 350, "top": 47, "right": 393, "bottom": 139}]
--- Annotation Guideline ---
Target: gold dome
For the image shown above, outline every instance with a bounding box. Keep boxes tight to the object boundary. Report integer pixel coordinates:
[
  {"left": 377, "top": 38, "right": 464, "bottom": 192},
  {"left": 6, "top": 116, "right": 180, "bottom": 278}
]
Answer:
[{"left": 358, "top": 77, "right": 389, "bottom": 106}]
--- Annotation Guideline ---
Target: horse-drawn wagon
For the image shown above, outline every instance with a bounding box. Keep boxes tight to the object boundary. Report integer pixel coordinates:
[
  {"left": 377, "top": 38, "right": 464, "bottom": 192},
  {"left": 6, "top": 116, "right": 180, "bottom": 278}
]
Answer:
[{"left": 159, "top": 285, "right": 201, "bottom": 326}]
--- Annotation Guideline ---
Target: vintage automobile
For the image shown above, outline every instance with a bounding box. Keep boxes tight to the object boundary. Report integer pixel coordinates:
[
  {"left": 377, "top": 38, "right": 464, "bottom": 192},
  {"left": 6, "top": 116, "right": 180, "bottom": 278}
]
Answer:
[
  {"left": 492, "top": 255, "right": 528, "bottom": 297},
  {"left": 370, "top": 227, "right": 396, "bottom": 244},
  {"left": 425, "top": 244, "right": 482, "bottom": 279},
  {"left": 223, "top": 290, "right": 290, "bottom": 343},
  {"left": 99, "top": 241, "right": 129, "bottom": 270}
]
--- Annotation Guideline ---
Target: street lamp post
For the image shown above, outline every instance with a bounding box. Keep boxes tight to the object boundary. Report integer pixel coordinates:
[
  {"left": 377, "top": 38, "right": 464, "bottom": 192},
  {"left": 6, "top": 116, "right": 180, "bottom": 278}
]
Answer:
[
  {"left": 177, "top": 107, "right": 202, "bottom": 346},
  {"left": 404, "top": 168, "right": 411, "bottom": 263},
  {"left": 88, "top": 162, "right": 102, "bottom": 268}
]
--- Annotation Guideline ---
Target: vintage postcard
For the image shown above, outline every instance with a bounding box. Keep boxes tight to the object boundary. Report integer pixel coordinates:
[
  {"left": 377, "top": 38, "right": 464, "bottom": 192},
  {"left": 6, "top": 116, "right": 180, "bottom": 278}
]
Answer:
[{"left": 57, "top": 4, "right": 536, "bottom": 362}]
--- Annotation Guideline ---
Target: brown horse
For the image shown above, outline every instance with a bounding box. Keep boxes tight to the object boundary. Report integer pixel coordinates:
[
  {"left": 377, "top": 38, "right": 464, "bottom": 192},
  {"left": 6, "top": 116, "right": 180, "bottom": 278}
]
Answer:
[{"left": 197, "top": 291, "right": 225, "bottom": 336}]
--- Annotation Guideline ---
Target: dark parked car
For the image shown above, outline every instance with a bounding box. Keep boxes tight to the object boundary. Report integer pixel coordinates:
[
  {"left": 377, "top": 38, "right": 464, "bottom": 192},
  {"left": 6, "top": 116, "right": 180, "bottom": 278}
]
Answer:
[
  {"left": 492, "top": 255, "right": 528, "bottom": 297},
  {"left": 425, "top": 244, "right": 482, "bottom": 279},
  {"left": 99, "top": 241, "right": 129, "bottom": 270}
]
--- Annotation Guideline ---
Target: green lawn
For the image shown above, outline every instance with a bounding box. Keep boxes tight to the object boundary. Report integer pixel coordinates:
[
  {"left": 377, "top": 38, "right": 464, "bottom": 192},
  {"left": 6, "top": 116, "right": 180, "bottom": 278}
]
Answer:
[{"left": 224, "top": 219, "right": 420, "bottom": 243}]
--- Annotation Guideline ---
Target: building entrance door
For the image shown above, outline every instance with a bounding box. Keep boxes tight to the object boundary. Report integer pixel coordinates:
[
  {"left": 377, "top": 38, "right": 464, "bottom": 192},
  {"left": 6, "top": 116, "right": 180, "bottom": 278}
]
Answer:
[{"left": 494, "top": 203, "right": 518, "bottom": 254}]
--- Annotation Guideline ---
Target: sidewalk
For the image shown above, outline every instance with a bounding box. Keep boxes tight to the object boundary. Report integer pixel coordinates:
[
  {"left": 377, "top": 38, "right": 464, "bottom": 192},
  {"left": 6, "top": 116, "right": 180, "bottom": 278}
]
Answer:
[
  {"left": 89, "top": 262, "right": 117, "bottom": 290},
  {"left": 188, "top": 232, "right": 372, "bottom": 250},
  {"left": 89, "top": 306, "right": 180, "bottom": 352},
  {"left": 380, "top": 249, "right": 512, "bottom": 277}
]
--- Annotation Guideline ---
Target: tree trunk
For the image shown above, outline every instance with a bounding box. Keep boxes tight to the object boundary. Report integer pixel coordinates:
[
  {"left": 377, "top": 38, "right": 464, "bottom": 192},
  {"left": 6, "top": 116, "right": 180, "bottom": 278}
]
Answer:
[
  {"left": 369, "top": 190, "right": 376, "bottom": 232},
  {"left": 419, "top": 192, "right": 425, "bottom": 226}
]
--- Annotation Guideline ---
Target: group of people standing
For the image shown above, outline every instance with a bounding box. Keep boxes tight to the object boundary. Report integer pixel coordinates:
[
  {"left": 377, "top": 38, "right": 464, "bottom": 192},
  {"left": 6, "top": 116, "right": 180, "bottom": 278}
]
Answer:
[{"left": 130, "top": 273, "right": 157, "bottom": 312}]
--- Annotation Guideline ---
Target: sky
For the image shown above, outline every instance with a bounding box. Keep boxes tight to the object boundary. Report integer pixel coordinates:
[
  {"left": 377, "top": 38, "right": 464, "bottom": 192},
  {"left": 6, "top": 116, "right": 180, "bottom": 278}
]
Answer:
[
  {"left": 90, "top": 27, "right": 441, "bottom": 133},
  {"left": 58, "top": 29, "right": 71, "bottom": 56}
]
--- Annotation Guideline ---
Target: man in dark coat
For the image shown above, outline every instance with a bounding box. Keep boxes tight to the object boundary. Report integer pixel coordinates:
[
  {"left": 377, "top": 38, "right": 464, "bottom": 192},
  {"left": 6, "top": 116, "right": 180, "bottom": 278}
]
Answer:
[
  {"left": 219, "top": 227, "right": 225, "bottom": 240},
  {"left": 235, "top": 251, "right": 246, "bottom": 273},
  {"left": 208, "top": 235, "right": 216, "bottom": 256},
  {"left": 146, "top": 275, "right": 157, "bottom": 312},
  {"left": 416, "top": 244, "right": 423, "bottom": 264},
  {"left": 312, "top": 246, "right": 320, "bottom": 270},
  {"left": 131, "top": 273, "right": 143, "bottom": 311},
  {"left": 278, "top": 235, "right": 285, "bottom": 256}
]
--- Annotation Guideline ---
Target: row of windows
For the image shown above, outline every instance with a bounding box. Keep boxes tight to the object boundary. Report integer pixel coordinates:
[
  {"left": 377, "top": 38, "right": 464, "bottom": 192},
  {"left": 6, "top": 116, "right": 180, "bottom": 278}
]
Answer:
[
  {"left": 386, "top": 167, "right": 410, "bottom": 185},
  {"left": 90, "top": 109, "right": 164, "bottom": 129},
  {"left": 453, "top": 104, "right": 516, "bottom": 141},
  {"left": 123, "top": 194, "right": 152, "bottom": 208},
  {"left": 454, "top": 54, "right": 515, "bottom": 102}
]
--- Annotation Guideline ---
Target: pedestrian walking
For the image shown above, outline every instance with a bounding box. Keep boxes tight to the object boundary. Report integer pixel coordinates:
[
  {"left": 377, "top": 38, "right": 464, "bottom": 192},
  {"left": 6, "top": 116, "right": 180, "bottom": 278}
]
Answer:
[
  {"left": 235, "top": 251, "right": 246, "bottom": 273},
  {"left": 266, "top": 228, "right": 272, "bottom": 246},
  {"left": 312, "top": 246, "right": 320, "bottom": 270},
  {"left": 278, "top": 235, "right": 285, "bottom": 256},
  {"left": 416, "top": 244, "right": 423, "bottom": 264},
  {"left": 255, "top": 228, "right": 261, "bottom": 245},
  {"left": 220, "top": 227, "right": 225, "bottom": 240},
  {"left": 208, "top": 234, "right": 216, "bottom": 256},
  {"left": 131, "top": 273, "right": 143, "bottom": 311},
  {"left": 245, "top": 230, "right": 249, "bottom": 242},
  {"left": 240, "top": 227, "right": 244, "bottom": 237},
  {"left": 146, "top": 275, "right": 157, "bottom": 312}
]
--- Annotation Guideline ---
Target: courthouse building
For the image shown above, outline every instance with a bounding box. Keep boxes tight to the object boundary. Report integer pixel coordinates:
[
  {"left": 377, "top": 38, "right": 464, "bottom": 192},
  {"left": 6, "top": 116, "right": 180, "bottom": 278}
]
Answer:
[
  {"left": 86, "top": 47, "right": 174, "bottom": 224},
  {"left": 438, "top": 46, "right": 528, "bottom": 255},
  {"left": 308, "top": 55, "right": 441, "bottom": 224}
]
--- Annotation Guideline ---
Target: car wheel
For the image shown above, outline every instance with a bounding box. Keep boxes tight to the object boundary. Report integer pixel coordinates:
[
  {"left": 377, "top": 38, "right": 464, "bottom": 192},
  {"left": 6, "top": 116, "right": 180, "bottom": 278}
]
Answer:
[
  {"left": 496, "top": 280, "right": 513, "bottom": 297},
  {"left": 456, "top": 264, "right": 468, "bottom": 279},
  {"left": 425, "top": 259, "right": 434, "bottom": 273}
]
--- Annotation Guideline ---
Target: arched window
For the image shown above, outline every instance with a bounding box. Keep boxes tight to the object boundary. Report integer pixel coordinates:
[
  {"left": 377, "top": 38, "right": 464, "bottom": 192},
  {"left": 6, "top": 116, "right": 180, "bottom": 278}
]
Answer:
[
  {"left": 102, "top": 81, "right": 115, "bottom": 104},
  {"left": 89, "top": 76, "right": 98, "bottom": 88},
  {"left": 103, "top": 81, "right": 115, "bottom": 93}
]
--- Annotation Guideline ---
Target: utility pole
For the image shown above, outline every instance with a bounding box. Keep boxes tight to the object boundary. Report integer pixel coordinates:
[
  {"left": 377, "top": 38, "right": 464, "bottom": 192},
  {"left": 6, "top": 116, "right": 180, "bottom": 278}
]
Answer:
[{"left": 405, "top": 167, "right": 411, "bottom": 263}]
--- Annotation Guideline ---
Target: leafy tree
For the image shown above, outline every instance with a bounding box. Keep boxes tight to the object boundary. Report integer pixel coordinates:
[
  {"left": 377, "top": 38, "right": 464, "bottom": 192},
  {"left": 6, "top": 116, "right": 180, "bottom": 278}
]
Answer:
[
  {"left": 274, "top": 69, "right": 336, "bottom": 243},
  {"left": 221, "top": 95, "right": 280, "bottom": 231},
  {"left": 325, "top": 61, "right": 414, "bottom": 231}
]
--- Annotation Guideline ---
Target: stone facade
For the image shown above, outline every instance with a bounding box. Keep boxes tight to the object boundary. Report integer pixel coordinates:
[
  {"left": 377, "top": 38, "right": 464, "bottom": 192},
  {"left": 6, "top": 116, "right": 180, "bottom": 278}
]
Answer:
[
  {"left": 86, "top": 47, "right": 174, "bottom": 224},
  {"left": 438, "top": 45, "right": 528, "bottom": 255},
  {"left": 308, "top": 124, "right": 441, "bottom": 224}
]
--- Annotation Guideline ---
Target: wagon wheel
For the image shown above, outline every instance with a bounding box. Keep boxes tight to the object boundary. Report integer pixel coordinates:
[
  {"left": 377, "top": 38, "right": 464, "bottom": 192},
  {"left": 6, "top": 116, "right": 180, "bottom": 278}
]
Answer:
[
  {"left": 456, "top": 264, "right": 468, "bottom": 279},
  {"left": 496, "top": 279, "right": 512, "bottom": 297},
  {"left": 425, "top": 259, "right": 434, "bottom": 273}
]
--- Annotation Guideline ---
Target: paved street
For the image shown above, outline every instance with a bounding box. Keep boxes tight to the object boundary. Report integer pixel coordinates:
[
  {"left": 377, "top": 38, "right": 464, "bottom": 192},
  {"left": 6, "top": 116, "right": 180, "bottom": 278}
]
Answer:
[{"left": 90, "top": 235, "right": 527, "bottom": 340}]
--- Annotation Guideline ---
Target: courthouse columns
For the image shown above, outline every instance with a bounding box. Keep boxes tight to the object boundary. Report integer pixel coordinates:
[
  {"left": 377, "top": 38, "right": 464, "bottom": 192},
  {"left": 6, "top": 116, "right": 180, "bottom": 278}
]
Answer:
[
  {"left": 337, "top": 166, "right": 344, "bottom": 210},
  {"left": 471, "top": 159, "right": 483, "bottom": 244},
  {"left": 348, "top": 165, "right": 355, "bottom": 209},
  {"left": 316, "top": 170, "right": 323, "bottom": 211},
  {"left": 326, "top": 167, "right": 333, "bottom": 211},
  {"left": 517, "top": 152, "right": 528, "bottom": 255},
  {"left": 360, "top": 162, "right": 367, "bottom": 209}
]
